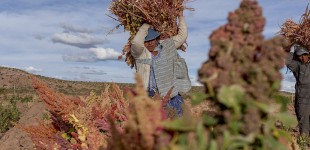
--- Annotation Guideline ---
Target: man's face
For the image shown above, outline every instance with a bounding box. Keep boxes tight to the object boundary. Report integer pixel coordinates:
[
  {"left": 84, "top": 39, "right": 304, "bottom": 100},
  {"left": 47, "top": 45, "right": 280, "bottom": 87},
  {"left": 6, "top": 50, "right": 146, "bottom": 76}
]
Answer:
[
  {"left": 144, "top": 39, "right": 157, "bottom": 52},
  {"left": 298, "top": 54, "right": 310, "bottom": 64}
]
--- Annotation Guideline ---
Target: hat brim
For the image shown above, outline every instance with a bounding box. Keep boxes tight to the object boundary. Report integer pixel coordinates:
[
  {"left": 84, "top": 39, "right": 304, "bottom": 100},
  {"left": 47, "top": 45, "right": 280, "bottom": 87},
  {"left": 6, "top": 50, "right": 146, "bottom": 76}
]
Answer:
[
  {"left": 295, "top": 46, "right": 309, "bottom": 56},
  {"left": 145, "top": 29, "right": 160, "bottom": 41},
  {"left": 296, "top": 51, "right": 309, "bottom": 56}
]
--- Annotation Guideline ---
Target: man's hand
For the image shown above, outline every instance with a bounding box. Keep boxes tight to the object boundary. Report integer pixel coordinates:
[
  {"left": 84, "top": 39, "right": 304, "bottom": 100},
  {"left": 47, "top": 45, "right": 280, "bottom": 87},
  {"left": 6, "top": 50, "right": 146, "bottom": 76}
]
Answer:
[
  {"left": 290, "top": 44, "right": 297, "bottom": 53},
  {"left": 178, "top": 7, "right": 184, "bottom": 17}
]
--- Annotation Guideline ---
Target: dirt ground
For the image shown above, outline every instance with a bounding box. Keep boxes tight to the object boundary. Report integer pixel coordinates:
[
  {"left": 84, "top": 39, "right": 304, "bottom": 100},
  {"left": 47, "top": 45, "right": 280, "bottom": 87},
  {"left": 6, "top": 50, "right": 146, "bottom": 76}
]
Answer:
[{"left": 0, "top": 101, "right": 46, "bottom": 150}]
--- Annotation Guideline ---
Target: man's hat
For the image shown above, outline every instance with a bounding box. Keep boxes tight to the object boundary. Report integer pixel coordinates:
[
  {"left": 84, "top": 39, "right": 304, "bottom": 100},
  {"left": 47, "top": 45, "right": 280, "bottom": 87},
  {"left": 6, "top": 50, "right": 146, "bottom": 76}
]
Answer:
[
  {"left": 295, "top": 45, "right": 309, "bottom": 56},
  {"left": 145, "top": 28, "right": 160, "bottom": 42}
]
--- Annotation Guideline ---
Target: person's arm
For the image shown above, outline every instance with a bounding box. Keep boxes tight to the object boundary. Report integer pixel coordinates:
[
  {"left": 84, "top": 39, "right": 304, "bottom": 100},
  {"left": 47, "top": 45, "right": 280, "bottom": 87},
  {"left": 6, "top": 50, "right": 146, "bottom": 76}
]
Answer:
[
  {"left": 287, "top": 44, "right": 299, "bottom": 73},
  {"left": 172, "top": 10, "right": 188, "bottom": 48},
  {"left": 131, "top": 24, "right": 150, "bottom": 58}
]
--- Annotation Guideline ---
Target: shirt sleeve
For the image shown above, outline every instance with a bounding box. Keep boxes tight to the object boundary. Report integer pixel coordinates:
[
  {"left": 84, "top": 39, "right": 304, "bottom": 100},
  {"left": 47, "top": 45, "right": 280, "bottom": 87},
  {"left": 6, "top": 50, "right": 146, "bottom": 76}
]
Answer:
[
  {"left": 131, "top": 24, "right": 150, "bottom": 58},
  {"left": 172, "top": 16, "right": 188, "bottom": 49},
  {"left": 286, "top": 52, "right": 299, "bottom": 74}
]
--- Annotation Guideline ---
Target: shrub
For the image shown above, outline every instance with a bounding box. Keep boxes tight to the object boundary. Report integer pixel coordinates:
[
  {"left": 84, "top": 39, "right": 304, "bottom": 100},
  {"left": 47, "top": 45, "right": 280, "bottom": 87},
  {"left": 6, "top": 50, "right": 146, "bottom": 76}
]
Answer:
[
  {"left": 198, "top": 0, "right": 295, "bottom": 149},
  {"left": 0, "top": 88, "right": 6, "bottom": 94},
  {"left": 0, "top": 102, "right": 20, "bottom": 132},
  {"left": 21, "top": 76, "right": 131, "bottom": 149}
]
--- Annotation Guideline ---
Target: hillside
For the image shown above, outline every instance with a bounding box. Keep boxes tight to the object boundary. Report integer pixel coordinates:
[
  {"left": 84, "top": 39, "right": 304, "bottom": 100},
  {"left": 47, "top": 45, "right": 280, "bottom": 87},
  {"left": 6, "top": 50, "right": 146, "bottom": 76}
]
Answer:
[{"left": 0, "top": 66, "right": 133, "bottom": 96}]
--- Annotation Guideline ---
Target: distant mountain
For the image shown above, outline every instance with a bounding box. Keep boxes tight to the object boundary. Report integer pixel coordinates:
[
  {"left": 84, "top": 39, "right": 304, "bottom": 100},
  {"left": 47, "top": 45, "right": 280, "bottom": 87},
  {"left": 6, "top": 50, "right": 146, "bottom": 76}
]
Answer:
[{"left": 0, "top": 66, "right": 134, "bottom": 96}]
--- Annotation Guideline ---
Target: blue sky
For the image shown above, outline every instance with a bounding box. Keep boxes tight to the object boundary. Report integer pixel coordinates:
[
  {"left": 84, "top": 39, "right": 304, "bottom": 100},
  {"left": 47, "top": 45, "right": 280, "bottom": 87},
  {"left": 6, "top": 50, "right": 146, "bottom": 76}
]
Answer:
[{"left": 0, "top": 0, "right": 307, "bottom": 92}]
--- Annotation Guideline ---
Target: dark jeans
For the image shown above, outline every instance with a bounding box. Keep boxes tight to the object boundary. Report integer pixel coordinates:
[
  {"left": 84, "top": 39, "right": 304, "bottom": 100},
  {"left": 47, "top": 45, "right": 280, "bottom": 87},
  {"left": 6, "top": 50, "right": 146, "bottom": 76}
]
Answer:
[
  {"left": 295, "top": 98, "right": 310, "bottom": 135},
  {"left": 148, "top": 90, "right": 184, "bottom": 117}
]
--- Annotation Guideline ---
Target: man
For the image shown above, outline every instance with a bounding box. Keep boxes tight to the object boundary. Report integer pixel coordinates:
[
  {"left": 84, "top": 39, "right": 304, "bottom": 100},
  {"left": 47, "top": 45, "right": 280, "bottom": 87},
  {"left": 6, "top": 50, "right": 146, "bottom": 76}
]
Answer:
[
  {"left": 287, "top": 44, "right": 310, "bottom": 135},
  {"left": 130, "top": 10, "right": 191, "bottom": 116}
]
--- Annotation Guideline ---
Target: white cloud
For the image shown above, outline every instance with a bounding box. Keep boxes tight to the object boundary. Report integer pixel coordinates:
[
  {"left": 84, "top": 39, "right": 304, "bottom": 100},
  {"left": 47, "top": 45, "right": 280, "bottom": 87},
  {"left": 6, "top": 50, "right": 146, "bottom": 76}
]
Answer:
[
  {"left": 52, "top": 32, "right": 105, "bottom": 48},
  {"left": 68, "top": 66, "right": 107, "bottom": 75},
  {"left": 24, "top": 66, "right": 42, "bottom": 73},
  {"left": 83, "top": 70, "right": 106, "bottom": 75},
  {"left": 62, "top": 47, "right": 121, "bottom": 62},
  {"left": 52, "top": 75, "right": 64, "bottom": 80},
  {"left": 281, "top": 80, "right": 295, "bottom": 93},
  {"left": 62, "top": 55, "right": 96, "bottom": 62},
  {"left": 60, "top": 23, "right": 94, "bottom": 33},
  {"left": 191, "top": 80, "right": 203, "bottom": 86},
  {"left": 73, "top": 75, "right": 92, "bottom": 81},
  {"left": 33, "top": 34, "right": 45, "bottom": 40},
  {"left": 89, "top": 47, "right": 121, "bottom": 60},
  {"left": 281, "top": 70, "right": 296, "bottom": 93},
  {"left": 189, "top": 75, "right": 203, "bottom": 86}
]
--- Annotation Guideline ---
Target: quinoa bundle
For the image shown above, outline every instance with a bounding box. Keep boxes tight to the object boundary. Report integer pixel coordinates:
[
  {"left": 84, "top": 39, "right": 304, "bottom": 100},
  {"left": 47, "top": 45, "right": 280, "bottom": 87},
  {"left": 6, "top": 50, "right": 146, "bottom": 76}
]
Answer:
[
  {"left": 280, "top": 5, "right": 310, "bottom": 50},
  {"left": 109, "top": 0, "right": 193, "bottom": 68},
  {"left": 199, "top": 0, "right": 287, "bottom": 103},
  {"left": 198, "top": 1, "right": 293, "bottom": 148}
]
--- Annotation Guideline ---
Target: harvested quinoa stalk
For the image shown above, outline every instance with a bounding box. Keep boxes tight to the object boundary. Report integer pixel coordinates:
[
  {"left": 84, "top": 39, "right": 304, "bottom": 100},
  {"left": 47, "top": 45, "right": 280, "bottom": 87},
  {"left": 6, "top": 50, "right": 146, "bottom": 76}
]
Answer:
[
  {"left": 109, "top": 0, "right": 194, "bottom": 68},
  {"left": 280, "top": 4, "right": 310, "bottom": 50}
]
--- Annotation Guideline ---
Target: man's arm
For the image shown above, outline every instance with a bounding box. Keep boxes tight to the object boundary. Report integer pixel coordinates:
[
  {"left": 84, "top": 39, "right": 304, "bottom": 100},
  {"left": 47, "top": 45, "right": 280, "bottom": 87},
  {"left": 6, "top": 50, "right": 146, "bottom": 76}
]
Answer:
[
  {"left": 287, "top": 44, "right": 299, "bottom": 73},
  {"left": 172, "top": 11, "right": 188, "bottom": 48},
  {"left": 131, "top": 24, "right": 150, "bottom": 58}
]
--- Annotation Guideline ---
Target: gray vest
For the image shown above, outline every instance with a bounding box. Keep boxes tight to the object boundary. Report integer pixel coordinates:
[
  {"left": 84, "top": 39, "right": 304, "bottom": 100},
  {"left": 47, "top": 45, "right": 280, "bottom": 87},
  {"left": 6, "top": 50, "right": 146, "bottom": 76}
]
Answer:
[{"left": 136, "top": 38, "right": 191, "bottom": 97}]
